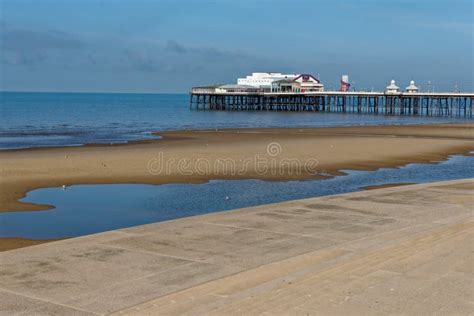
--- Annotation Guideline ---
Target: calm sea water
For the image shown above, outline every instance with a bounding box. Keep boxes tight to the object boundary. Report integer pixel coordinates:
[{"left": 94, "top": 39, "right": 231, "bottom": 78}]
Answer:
[
  {"left": 1, "top": 154, "right": 473, "bottom": 239},
  {"left": 0, "top": 92, "right": 471, "bottom": 149}
]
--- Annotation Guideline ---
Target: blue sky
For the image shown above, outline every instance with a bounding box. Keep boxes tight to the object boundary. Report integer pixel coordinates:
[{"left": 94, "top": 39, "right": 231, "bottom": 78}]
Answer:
[{"left": 0, "top": 0, "right": 472, "bottom": 92}]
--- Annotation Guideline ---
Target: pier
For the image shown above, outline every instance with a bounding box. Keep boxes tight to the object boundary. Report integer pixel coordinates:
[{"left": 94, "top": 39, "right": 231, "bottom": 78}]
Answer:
[{"left": 190, "top": 90, "right": 474, "bottom": 117}]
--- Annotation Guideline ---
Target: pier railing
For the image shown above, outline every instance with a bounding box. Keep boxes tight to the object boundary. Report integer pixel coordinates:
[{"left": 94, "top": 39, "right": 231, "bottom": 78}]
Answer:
[{"left": 189, "top": 91, "right": 474, "bottom": 117}]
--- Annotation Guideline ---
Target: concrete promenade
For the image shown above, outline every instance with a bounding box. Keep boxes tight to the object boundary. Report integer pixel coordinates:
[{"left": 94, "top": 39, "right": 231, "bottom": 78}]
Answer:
[{"left": 1, "top": 179, "right": 473, "bottom": 315}]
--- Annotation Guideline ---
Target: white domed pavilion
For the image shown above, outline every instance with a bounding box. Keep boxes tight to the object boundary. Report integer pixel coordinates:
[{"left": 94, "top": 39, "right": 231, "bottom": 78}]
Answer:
[
  {"left": 405, "top": 80, "right": 419, "bottom": 93},
  {"left": 385, "top": 79, "right": 400, "bottom": 94}
]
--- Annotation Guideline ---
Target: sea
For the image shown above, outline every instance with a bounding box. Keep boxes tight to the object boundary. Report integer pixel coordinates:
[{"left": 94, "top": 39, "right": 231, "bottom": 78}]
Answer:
[{"left": 0, "top": 91, "right": 473, "bottom": 240}]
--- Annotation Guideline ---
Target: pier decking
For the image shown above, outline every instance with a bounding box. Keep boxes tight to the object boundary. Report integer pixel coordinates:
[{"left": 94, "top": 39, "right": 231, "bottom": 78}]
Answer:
[{"left": 190, "top": 90, "right": 474, "bottom": 117}]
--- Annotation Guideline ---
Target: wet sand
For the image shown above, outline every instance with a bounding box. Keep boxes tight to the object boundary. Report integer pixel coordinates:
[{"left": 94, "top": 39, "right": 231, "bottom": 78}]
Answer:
[
  {"left": 0, "top": 238, "right": 60, "bottom": 252},
  {"left": 361, "top": 182, "right": 417, "bottom": 190},
  {"left": 0, "top": 124, "right": 473, "bottom": 215}
]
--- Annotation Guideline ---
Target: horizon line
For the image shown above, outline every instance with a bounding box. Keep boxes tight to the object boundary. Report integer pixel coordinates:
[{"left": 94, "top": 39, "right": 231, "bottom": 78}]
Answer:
[{"left": 0, "top": 90, "right": 190, "bottom": 95}]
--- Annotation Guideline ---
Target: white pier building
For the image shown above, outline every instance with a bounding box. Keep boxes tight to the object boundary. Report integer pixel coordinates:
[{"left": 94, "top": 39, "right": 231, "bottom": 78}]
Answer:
[
  {"left": 237, "top": 72, "right": 297, "bottom": 89},
  {"left": 237, "top": 72, "right": 324, "bottom": 92}
]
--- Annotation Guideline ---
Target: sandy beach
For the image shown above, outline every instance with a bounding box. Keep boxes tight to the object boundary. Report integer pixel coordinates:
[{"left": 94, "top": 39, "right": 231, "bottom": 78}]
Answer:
[{"left": 1, "top": 124, "right": 473, "bottom": 215}]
